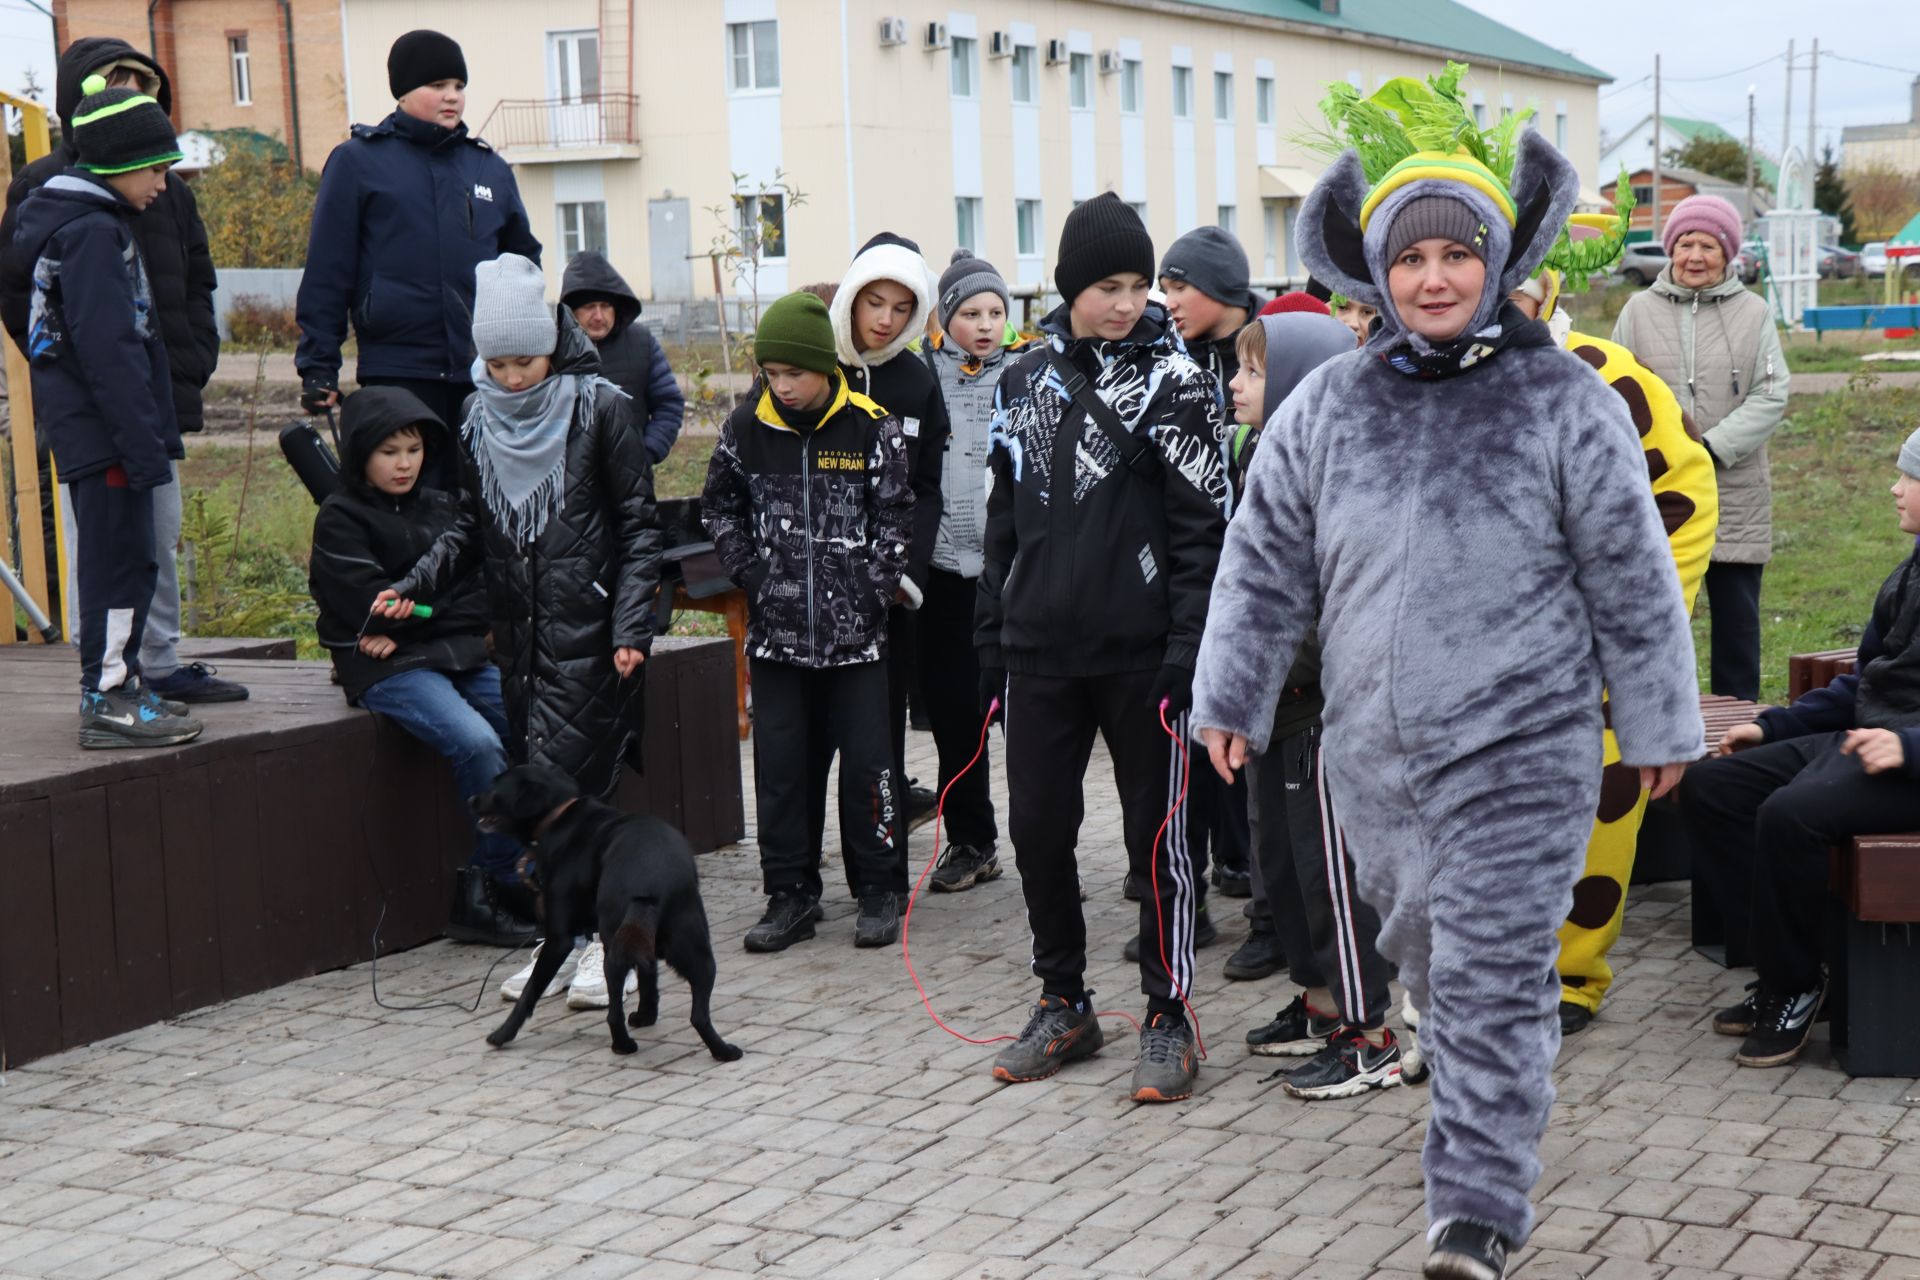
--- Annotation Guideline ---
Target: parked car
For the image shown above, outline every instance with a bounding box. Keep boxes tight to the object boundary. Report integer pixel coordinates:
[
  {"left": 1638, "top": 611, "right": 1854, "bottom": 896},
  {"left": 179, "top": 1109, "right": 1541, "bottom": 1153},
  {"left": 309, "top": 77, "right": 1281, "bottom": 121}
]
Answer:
[
  {"left": 1862, "top": 242, "right": 1889, "bottom": 277},
  {"left": 1736, "top": 241, "right": 1765, "bottom": 284},
  {"left": 1613, "top": 241, "right": 1670, "bottom": 286},
  {"left": 1819, "top": 244, "right": 1862, "bottom": 279}
]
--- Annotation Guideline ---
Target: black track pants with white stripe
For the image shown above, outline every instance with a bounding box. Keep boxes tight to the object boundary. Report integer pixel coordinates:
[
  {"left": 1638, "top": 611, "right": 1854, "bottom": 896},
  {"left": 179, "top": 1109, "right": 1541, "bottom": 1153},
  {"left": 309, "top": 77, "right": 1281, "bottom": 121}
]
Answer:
[
  {"left": 1004, "top": 669, "right": 1198, "bottom": 1015},
  {"left": 1251, "top": 725, "right": 1394, "bottom": 1028}
]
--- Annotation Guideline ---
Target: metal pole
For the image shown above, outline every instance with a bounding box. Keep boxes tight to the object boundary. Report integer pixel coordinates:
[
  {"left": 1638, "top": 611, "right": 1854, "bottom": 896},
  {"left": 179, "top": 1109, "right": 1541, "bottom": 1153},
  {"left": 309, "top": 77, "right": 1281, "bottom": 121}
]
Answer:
[
  {"left": 1650, "top": 54, "right": 1662, "bottom": 240},
  {"left": 1745, "top": 85, "right": 1757, "bottom": 217},
  {"left": 1806, "top": 38, "right": 1819, "bottom": 188},
  {"left": 1782, "top": 40, "right": 1795, "bottom": 189}
]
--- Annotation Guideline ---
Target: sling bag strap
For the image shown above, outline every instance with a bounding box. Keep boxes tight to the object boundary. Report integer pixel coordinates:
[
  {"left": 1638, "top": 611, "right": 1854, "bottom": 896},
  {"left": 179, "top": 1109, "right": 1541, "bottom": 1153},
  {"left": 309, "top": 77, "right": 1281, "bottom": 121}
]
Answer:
[{"left": 1044, "top": 347, "right": 1161, "bottom": 483}]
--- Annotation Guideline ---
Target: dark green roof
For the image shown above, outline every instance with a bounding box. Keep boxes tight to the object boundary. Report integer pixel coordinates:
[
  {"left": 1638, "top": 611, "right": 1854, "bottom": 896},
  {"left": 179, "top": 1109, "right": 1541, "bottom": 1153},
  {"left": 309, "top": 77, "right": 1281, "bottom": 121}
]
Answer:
[{"left": 1163, "top": 0, "right": 1610, "bottom": 84}]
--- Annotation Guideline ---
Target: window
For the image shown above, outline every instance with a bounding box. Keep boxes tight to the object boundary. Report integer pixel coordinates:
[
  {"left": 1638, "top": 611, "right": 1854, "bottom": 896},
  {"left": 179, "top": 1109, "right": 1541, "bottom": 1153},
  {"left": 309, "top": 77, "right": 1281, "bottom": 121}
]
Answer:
[
  {"left": 1171, "top": 66, "right": 1192, "bottom": 118},
  {"left": 1217, "top": 205, "right": 1237, "bottom": 235},
  {"left": 1500, "top": 92, "right": 1514, "bottom": 120},
  {"left": 1016, "top": 199, "right": 1042, "bottom": 256},
  {"left": 1631, "top": 184, "right": 1654, "bottom": 206},
  {"left": 1011, "top": 44, "right": 1036, "bottom": 104},
  {"left": 1256, "top": 76, "right": 1274, "bottom": 126},
  {"left": 1120, "top": 58, "right": 1142, "bottom": 113},
  {"left": 951, "top": 35, "right": 976, "bottom": 98},
  {"left": 727, "top": 20, "right": 778, "bottom": 91},
  {"left": 1069, "top": 52, "right": 1091, "bottom": 109},
  {"left": 1470, "top": 92, "right": 1486, "bottom": 126},
  {"left": 550, "top": 30, "right": 600, "bottom": 103},
  {"left": 1128, "top": 200, "right": 1148, "bottom": 222},
  {"left": 955, "top": 197, "right": 983, "bottom": 252},
  {"left": 1555, "top": 104, "right": 1568, "bottom": 151},
  {"left": 557, "top": 201, "right": 608, "bottom": 257},
  {"left": 734, "top": 192, "right": 786, "bottom": 260},
  {"left": 1213, "top": 71, "right": 1233, "bottom": 121},
  {"left": 228, "top": 34, "right": 251, "bottom": 105}
]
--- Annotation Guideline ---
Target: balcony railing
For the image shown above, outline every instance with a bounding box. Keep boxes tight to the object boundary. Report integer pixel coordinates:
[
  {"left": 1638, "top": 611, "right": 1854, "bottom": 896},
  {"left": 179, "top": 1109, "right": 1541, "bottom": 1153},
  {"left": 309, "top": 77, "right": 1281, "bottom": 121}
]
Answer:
[{"left": 480, "top": 95, "right": 641, "bottom": 153}]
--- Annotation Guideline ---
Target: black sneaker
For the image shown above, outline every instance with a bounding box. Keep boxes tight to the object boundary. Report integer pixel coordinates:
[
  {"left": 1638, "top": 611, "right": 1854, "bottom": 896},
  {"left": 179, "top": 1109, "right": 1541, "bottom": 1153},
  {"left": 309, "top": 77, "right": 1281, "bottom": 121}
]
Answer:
[
  {"left": 1246, "top": 994, "right": 1342, "bottom": 1057},
  {"left": 745, "top": 892, "right": 819, "bottom": 953},
  {"left": 1559, "top": 1001, "right": 1593, "bottom": 1035},
  {"left": 128, "top": 678, "right": 190, "bottom": 717},
  {"left": 78, "top": 687, "right": 204, "bottom": 749},
  {"left": 445, "top": 867, "right": 539, "bottom": 947},
  {"left": 146, "top": 661, "right": 250, "bottom": 703},
  {"left": 853, "top": 891, "right": 900, "bottom": 947},
  {"left": 992, "top": 994, "right": 1104, "bottom": 1082},
  {"left": 930, "top": 843, "right": 1001, "bottom": 893},
  {"left": 1131, "top": 1011, "right": 1198, "bottom": 1103},
  {"left": 1123, "top": 873, "right": 1144, "bottom": 902},
  {"left": 1712, "top": 981, "right": 1760, "bottom": 1036},
  {"left": 1283, "top": 1027, "right": 1404, "bottom": 1100},
  {"left": 1425, "top": 1222, "right": 1509, "bottom": 1280},
  {"left": 1736, "top": 980, "right": 1827, "bottom": 1068},
  {"left": 906, "top": 784, "right": 937, "bottom": 828},
  {"left": 1211, "top": 864, "right": 1253, "bottom": 898},
  {"left": 1122, "top": 905, "right": 1219, "bottom": 962},
  {"left": 1222, "top": 925, "right": 1287, "bottom": 981}
]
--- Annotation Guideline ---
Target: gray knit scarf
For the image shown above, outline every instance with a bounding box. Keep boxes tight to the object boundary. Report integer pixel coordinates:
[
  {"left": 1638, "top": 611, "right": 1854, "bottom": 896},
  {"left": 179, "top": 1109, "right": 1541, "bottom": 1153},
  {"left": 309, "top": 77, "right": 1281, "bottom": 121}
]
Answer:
[{"left": 462, "top": 356, "right": 594, "bottom": 546}]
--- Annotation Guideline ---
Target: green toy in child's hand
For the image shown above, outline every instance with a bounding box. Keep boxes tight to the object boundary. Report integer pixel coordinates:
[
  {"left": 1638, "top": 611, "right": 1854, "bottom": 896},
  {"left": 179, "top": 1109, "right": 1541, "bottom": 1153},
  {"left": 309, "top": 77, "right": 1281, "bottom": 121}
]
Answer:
[{"left": 411, "top": 605, "right": 433, "bottom": 618}]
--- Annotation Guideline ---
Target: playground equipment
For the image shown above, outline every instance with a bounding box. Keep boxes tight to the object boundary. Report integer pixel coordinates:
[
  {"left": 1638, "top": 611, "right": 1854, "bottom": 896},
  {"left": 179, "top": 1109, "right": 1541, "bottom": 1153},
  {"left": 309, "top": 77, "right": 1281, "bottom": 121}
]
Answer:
[{"left": 0, "top": 90, "right": 55, "bottom": 646}]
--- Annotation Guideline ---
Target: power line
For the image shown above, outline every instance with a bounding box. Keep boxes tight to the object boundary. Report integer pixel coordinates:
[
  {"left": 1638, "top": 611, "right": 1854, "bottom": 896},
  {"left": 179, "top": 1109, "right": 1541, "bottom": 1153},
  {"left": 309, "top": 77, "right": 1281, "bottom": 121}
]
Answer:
[
  {"left": 1667, "top": 53, "right": 1787, "bottom": 84},
  {"left": 1823, "top": 52, "right": 1920, "bottom": 77}
]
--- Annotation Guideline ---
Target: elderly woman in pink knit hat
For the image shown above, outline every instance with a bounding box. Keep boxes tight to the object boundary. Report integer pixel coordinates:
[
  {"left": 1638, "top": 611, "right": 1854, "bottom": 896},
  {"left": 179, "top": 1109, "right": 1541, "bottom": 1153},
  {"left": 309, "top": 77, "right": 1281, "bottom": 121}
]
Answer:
[{"left": 1614, "top": 193, "right": 1790, "bottom": 702}]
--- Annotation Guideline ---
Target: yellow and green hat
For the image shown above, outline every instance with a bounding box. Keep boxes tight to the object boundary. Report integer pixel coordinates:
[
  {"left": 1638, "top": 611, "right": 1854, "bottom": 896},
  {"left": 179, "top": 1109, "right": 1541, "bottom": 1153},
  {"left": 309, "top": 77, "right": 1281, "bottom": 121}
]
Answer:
[{"left": 72, "top": 72, "right": 183, "bottom": 176}]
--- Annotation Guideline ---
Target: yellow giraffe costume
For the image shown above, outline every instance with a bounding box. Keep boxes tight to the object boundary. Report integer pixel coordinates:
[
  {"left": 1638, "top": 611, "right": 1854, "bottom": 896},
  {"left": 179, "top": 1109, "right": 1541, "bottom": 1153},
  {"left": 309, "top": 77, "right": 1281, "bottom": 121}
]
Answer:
[{"left": 1539, "top": 254, "right": 1717, "bottom": 1013}]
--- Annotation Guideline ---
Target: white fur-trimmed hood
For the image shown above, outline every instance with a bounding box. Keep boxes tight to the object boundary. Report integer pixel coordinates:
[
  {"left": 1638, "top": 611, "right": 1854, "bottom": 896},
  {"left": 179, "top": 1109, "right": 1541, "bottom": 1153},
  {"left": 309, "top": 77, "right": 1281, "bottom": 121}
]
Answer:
[{"left": 831, "top": 241, "right": 935, "bottom": 369}]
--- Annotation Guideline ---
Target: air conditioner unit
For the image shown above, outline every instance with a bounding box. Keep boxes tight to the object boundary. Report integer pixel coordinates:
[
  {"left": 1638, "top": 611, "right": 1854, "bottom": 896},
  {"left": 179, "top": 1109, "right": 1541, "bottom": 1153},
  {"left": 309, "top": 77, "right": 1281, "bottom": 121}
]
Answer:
[
  {"left": 923, "top": 22, "right": 949, "bottom": 51},
  {"left": 987, "top": 31, "right": 1013, "bottom": 59},
  {"left": 1044, "top": 39, "right": 1068, "bottom": 66},
  {"left": 1098, "top": 50, "right": 1122, "bottom": 75},
  {"left": 878, "top": 17, "right": 908, "bottom": 47}
]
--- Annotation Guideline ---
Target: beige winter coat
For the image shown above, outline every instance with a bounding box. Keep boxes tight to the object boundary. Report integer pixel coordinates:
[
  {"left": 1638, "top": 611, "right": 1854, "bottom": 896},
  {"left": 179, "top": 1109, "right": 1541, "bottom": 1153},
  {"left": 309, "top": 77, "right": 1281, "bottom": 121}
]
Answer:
[{"left": 1612, "top": 268, "right": 1789, "bottom": 564}]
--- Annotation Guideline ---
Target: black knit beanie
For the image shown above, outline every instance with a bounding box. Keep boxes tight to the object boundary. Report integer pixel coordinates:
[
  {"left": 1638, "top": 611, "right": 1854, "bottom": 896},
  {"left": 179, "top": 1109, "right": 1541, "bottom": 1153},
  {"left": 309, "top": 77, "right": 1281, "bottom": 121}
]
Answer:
[
  {"left": 388, "top": 30, "right": 467, "bottom": 99},
  {"left": 70, "top": 73, "right": 181, "bottom": 176},
  {"left": 857, "top": 230, "right": 922, "bottom": 257},
  {"left": 1384, "top": 194, "right": 1491, "bottom": 264},
  {"left": 1055, "top": 193, "right": 1154, "bottom": 305}
]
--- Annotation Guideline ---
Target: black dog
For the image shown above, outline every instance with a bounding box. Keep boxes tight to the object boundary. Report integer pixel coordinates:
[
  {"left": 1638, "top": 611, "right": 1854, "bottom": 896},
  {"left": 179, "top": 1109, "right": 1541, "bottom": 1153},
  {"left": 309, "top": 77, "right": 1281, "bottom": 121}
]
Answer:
[{"left": 473, "top": 765, "right": 742, "bottom": 1061}]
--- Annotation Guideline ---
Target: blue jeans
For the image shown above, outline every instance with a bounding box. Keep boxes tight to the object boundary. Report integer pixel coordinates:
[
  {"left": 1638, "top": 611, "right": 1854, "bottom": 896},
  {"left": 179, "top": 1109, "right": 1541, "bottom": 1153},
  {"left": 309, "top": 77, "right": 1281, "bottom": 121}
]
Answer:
[{"left": 358, "top": 665, "right": 520, "bottom": 874}]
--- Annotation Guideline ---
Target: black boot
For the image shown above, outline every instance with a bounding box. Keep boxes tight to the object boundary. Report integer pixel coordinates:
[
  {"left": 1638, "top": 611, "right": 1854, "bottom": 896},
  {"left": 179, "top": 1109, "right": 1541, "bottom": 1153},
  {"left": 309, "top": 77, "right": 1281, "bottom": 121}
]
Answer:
[
  {"left": 1222, "top": 920, "right": 1287, "bottom": 981},
  {"left": 446, "top": 868, "right": 540, "bottom": 946}
]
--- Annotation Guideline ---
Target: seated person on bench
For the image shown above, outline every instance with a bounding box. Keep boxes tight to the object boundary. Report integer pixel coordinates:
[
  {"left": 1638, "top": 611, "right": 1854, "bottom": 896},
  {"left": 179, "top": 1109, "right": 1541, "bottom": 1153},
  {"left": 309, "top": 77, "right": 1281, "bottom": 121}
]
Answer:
[
  {"left": 1680, "top": 424, "right": 1920, "bottom": 1070},
  {"left": 308, "top": 385, "right": 538, "bottom": 947}
]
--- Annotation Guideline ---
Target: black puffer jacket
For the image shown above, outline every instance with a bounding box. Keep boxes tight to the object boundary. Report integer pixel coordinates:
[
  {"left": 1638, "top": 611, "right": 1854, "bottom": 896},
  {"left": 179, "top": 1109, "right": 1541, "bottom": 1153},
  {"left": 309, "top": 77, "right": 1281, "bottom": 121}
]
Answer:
[
  {"left": 0, "top": 37, "right": 219, "bottom": 432},
  {"left": 309, "top": 387, "right": 491, "bottom": 701},
  {"left": 701, "top": 373, "right": 913, "bottom": 668},
  {"left": 558, "top": 251, "right": 685, "bottom": 463},
  {"left": 393, "top": 310, "right": 663, "bottom": 798}
]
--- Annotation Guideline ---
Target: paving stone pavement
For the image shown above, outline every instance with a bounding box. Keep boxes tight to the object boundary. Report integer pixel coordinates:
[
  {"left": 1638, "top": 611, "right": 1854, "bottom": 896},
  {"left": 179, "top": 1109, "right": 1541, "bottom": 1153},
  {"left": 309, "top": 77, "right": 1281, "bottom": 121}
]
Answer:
[{"left": 5, "top": 730, "right": 1920, "bottom": 1279}]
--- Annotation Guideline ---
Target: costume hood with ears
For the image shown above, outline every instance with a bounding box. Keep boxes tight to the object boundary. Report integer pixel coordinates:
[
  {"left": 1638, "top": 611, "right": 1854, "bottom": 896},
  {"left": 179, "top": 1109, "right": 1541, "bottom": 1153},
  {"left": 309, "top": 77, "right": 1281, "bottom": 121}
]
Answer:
[
  {"left": 1298, "top": 128, "right": 1582, "bottom": 350},
  {"left": 830, "top": 232, "right": 934, "bottom": 370}
]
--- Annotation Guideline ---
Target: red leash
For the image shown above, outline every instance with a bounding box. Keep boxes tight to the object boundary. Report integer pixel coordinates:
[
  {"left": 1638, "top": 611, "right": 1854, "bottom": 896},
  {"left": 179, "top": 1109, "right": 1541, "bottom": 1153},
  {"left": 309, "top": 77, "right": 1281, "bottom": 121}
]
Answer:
[{"left": 901, "top": 694, "right": 1205, "bottom": 1056}]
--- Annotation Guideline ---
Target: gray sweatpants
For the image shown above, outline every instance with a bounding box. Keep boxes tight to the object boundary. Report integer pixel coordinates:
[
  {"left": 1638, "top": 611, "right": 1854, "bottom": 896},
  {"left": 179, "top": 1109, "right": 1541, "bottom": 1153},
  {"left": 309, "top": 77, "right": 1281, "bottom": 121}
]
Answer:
[{"left": 58, "top": 465, "right": 182, "bottom": 677}]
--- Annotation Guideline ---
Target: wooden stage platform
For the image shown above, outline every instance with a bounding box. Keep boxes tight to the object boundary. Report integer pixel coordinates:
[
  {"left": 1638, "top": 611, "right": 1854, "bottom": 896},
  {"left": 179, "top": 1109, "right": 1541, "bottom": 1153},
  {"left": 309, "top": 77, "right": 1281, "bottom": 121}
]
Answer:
[{"left": 0, "top": 636, "right": 744, "bottom": 1069}]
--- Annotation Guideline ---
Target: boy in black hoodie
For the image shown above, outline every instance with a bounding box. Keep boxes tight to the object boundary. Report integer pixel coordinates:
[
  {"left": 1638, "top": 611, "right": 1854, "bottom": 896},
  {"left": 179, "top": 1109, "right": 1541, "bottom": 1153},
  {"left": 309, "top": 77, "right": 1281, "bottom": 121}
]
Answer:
[
  {"left": 13, "top": 74, "right": 202, "bottom": 749},
  {"left": 978, "top": 194, "right": 1228, "bottom": 1103},
  {"left": 309, "top": 387, "right": 534, "bottom": 945}
]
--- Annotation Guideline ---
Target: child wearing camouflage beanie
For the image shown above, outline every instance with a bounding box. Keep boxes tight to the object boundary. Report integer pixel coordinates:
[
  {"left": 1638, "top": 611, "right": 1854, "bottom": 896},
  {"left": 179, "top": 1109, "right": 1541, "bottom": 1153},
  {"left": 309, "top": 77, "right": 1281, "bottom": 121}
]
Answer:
[
  {"left": 14, "top": 72, "right": 198, "bottom": 748},
  {"left": 702, "top": 292, "right": 915, "bottom": 954}
]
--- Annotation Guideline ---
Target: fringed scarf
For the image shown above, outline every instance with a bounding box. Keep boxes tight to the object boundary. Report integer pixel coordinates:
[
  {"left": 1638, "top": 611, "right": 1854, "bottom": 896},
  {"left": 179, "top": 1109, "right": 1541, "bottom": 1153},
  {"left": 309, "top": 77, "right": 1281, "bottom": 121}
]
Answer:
[{"left": 462, "top": 357, "right": 603, "bottom": 546}]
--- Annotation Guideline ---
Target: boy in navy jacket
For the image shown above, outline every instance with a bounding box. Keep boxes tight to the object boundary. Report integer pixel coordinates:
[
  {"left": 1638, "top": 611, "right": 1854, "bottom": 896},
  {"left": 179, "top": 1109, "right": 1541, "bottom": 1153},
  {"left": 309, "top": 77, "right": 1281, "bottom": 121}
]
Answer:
[
  {"left": 1682, "top": 425, "right": 1920, "bottom": 1069},
  {"left": 13, "top": 73, "right": 200, "bottom": 748}
]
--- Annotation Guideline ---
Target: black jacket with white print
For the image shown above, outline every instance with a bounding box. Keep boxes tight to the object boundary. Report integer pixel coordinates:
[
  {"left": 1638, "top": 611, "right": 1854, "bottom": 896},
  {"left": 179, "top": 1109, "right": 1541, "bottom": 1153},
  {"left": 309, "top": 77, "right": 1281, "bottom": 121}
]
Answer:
[
  {"left": 975, "top": 300, "right": 1227, "bottom": 677},
  {"left": 702, "top": 373, "right": 913, "bottom": 668}
]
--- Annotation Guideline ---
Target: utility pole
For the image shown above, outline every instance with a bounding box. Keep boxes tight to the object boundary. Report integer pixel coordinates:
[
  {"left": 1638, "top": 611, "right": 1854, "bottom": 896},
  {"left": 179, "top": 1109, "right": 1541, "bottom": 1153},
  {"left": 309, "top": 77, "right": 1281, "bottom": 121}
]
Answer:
[
  {"left": 1650, "top": 54, "right": 1662, "bottom": 240},
  {"left": 1782, "top": 39, "right": 1795, "bottom": 186},
  {"left": 1806, "top": 37, "right": 1820, "bottom": 181},
  {"left": 1745, "top": 84, "right": 1757, "bottom": 217}
]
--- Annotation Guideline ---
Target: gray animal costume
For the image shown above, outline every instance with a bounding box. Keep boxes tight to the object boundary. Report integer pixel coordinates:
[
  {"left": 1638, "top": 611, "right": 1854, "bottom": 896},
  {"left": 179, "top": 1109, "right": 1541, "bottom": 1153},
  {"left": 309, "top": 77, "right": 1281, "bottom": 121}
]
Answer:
[{"left": 1190, "top": 130, "right": 1704, "bottom": 1246}]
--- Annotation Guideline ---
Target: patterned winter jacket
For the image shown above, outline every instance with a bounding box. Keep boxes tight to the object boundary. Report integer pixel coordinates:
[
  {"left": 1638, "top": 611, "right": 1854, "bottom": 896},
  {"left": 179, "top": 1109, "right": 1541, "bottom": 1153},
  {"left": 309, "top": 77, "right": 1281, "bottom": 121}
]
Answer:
[
  {"left": 976, "top": 301, "right": 1227, "bottom": 677},
  {"left": 702, "top": 373, "right": 913, "bottom": 668}
]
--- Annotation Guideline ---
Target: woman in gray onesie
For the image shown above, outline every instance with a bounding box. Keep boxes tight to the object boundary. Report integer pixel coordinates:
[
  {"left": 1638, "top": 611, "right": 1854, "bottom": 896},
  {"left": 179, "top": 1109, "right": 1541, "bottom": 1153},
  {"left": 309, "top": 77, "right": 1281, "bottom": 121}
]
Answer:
[{"left": 1190, "top": 126, "right": 1704, "bottom": 1278}]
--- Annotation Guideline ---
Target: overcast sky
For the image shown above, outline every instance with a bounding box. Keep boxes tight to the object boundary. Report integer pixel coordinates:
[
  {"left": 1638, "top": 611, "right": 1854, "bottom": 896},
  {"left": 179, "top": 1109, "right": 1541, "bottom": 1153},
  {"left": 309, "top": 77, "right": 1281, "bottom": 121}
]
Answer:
[
  {"left": 1462, "top": 0, "right": 1920, "bottom": 164},
  {"left": 0, "top": 4, "right": 1911, "bottom": 168}
]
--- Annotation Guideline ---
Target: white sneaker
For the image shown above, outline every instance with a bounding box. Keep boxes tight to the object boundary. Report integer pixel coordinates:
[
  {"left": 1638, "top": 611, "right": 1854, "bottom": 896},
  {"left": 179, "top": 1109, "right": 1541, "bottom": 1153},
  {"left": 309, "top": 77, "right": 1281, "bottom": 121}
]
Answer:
[
  {"left": 500, "top": 940, "right": 579, "bottom": 1003},
  {"left": 566, "top": 937, "right": 639, "bottom": 1010}
]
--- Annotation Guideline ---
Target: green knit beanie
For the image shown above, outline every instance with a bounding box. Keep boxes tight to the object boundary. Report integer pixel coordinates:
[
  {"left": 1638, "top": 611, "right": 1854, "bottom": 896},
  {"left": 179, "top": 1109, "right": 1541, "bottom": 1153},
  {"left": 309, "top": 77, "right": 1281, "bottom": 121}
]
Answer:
[{"left": 755, "top": 292, "right": 838, "bottom": 375}]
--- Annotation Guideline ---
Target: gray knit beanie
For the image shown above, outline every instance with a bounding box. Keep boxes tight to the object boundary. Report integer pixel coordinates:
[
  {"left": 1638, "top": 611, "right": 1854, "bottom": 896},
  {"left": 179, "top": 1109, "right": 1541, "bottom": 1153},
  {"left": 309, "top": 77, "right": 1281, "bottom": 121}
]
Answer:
[
  {"left": 1384, "top": 194, "right": 1492, "bottom": 265},
  {"left": 1900, "top": 426, "right": 1920, "bottom": 479},
  {"left": 1159, "top": 225, "right": 1256, "bottom": 313},
  {"left": 472, "top": 254, "right": 555, "bottom": 359},
  {"left": 937, "top": 249, "right": 1011, "bottom": 332}
]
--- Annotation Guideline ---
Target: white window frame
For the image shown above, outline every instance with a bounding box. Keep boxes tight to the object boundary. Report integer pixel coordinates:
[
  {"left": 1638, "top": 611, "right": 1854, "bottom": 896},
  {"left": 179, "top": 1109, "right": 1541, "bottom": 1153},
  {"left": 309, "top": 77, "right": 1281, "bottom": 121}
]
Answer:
[
  {"left": 1471, "top": 90, "right": 1487, "bottom": 126},
  {"left": 1011, "top": 44, "right": 1036, "bottom": 104},
  {"left": 1171, "top": 65, "right": 1192, "bottom": 119},
  {"left": 1069, "top": 52, "right": 1092, "bottom": 110},
  {"left": 727, "top": 20, "right": 779, "bottom": 93},
  {"left": 556, "top": 200, "right": 608, "bottom": 258},
  {"left": 734, "top": 191, "right": 787, "bottom": 261},
  {"left": 1120, "top": 58, "right": 1143, "bottom": 114},
  {"left": 950, "top": 35, "right": 977, "bottom": 99},
  {"left": 229, "top": 35, "right": 252, "bottom": 106},
  {"left": 1016, "top": 198, "right": 1043, "bottom": 256},
  {"left": 1128, "top": 200, "right": 1148, "bottom": 223},
  {"left": 1255, "top": 76, "right": 1274, "bottom": 126},
  {"left": 1213, "top": 70, "right": 1233, "bottom": 122},
  {"left": 1555, "top": 101, "right": 1568, "bottom": 151},
  {"left": 1217, "top": 205, "right": 1237, "bottom": 235},
  {"left": 549, "top": 29, "right": 601, "bottom": 104},
  {"left": 955, "top": 197, "right": 984, "bottom": 252}
]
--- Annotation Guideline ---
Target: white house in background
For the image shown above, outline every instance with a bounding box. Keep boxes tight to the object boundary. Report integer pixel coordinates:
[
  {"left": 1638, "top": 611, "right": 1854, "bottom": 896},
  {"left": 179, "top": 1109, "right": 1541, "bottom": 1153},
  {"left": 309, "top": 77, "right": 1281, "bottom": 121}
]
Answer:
[{"left": 1600, "top": 113, "right": 1778, "bottom": 194}]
